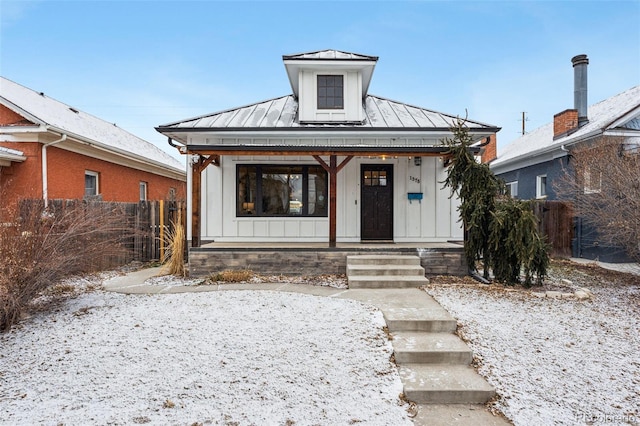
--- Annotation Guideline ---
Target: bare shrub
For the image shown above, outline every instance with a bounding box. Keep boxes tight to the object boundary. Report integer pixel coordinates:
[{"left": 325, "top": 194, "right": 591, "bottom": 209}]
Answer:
[
  {"left": 0, "top": 199, "right": 133, "bottom": 331},
  {"left": 208, "top": 269, "right": 255, "bottom": 283},
  {"left": 555, "top": 137, "right": 640, "bottom": 262}
]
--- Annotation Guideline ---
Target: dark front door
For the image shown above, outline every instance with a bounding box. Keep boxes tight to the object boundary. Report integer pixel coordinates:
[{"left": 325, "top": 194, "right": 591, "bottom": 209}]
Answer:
[{"left": 361, "top": 164, "right": 393, "bottom": 241}]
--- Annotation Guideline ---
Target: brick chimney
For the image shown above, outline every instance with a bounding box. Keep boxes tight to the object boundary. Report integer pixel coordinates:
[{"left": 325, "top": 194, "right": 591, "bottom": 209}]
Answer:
[
  {"left": 553, "top": 54, "right": 589, "bottom": 139},
  {"left": 553, "top": 109, "right": 579, "bottom": 138},
  {"left": 480, "top": 134, "right": 497, "bottom": 163}
]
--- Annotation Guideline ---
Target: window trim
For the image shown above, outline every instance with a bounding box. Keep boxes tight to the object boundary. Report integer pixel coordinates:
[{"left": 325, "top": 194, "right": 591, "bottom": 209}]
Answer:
[
  {"left": 84, "top": 170, "right": 99, "bottom": 197},
  {"left": 583, "top": 169, "right": 602, "bottom": 194},
  {"left": 317, "top": 74, "right": 344, "bottom": 110},
  {"left": 139, "top": 181, "right": 148, "bottom": 201},
  {"left": 505, "top": 181, "right": 518, "bottom": 198},
  {"left": 236, "top": 164, "right": 328, "bottom": 217},
  {"left": 168, "top": 187, "right": 177, "bottom": 201},
  {"left": 536, "top": 175, "right": 547, "bottom": 199}
]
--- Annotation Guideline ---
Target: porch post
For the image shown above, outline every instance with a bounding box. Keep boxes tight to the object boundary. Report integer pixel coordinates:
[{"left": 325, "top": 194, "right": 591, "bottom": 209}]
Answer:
[
  {"left": 313, "top": 154, "right": 353, "bottom": 248},
  {"left": 190, "top": 154, "right": 220, "bottom": 248},
  {"left": 329, "top": 155, "right": 337, "bottom": 247},
  {"left": 191, "top": 158, "right": 201, "bottom": 248}
]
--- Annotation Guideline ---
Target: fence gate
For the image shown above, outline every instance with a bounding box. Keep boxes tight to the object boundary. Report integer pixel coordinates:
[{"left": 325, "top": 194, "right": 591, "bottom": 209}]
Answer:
[{"left": 533, "top": 201, "right": 573, "bottom": 258}]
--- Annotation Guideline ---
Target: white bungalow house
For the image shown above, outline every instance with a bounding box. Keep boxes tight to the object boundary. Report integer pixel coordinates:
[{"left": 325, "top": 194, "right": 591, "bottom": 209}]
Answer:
[{"left": 156, "top": 50, "right": 499, "bottom": 275}]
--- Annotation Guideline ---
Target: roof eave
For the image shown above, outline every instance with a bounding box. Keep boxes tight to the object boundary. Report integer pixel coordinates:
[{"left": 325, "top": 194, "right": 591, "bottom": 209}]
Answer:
[
  {"left": 491, "top": 129, "right": 603, "bottom": 174},
  {"left": 43, "top": 125, "right": 186, "bottom": 176},
  {"left": 156, "top": 126, "right": 500, "bottom": 135},
  {"left": 0, "top": 96, "right": 48, "bottom": 127},
  {"left": 604, "top": 104, "right": 640, "bottom": 130},
  {"left": 0, "top": 124, "right": 47, "bottom": 134},
  {"left": 0, "top": 153, "right": 27, "bottom": 165}
]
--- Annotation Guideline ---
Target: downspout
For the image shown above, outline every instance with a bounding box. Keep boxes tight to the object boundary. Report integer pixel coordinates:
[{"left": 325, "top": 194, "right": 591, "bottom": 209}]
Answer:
[
  {"left": 167, "top": 137, "right": 181, "bottom": 149},
  {"left": 167, "top": 137, "right": 187, "bottom": 154},
  {"left": 42, "top": 133, "right": 67, "bottom": 205}
]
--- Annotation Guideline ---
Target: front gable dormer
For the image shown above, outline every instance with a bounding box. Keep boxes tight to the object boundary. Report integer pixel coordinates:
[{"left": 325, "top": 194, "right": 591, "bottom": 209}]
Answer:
[{"left": 283, "top": 50, "right": 378, "bottom": 124}]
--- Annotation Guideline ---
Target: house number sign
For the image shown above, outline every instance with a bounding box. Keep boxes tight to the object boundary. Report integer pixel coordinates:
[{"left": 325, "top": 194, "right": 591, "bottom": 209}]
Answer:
[{"left": 409, "top": 176, "right": 421, "bottom": 184}]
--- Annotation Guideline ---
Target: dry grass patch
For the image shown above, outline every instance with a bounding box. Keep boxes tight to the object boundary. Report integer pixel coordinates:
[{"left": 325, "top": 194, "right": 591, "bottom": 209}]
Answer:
[{"left": 207, "top": 269, "right": 255, "bottom": 283}]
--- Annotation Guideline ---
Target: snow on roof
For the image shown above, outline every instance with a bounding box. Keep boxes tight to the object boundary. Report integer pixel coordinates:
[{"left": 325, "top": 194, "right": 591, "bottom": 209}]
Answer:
[
  {"left": 0, "top": 145, "right": 25, "bottom": 157},
  {"left": 0, "top": 77, "right": 185, "bottom": 174},
  {"left": 0, "top": 145, "right": 26, "bottom": 164},
  {"left": 282, "top": 49, "right": 378, "bottom": 61},
  {"left": 158, "top": 94, "right": 498, "bottom": 132},
  {"left": 492, "top": 85, "right": 640, "bottom": 170}
]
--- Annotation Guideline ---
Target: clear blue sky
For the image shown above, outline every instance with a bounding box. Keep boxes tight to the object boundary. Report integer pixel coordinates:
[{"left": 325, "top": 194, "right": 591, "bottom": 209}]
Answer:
[{"left": 2, "top": 0, "right": 639, "bottom": 161}]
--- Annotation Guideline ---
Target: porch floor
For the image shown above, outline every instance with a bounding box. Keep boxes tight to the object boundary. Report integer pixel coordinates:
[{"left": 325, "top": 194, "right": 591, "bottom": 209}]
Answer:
[{"left": 200, "top": 241, "right": 463, "bottom": 250}]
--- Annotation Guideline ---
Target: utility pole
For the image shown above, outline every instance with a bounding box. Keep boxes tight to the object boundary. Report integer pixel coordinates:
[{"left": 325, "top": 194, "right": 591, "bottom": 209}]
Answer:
[{"left": 521, "top": 112, "right": 529, "bottom": 135}]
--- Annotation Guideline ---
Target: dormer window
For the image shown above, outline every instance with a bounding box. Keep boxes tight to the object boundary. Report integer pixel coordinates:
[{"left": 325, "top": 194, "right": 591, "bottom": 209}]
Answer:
[
  {"left": 317, "top": 75, "right": 343, "bottom": 109},
  {"left": 283, "top": 50, "right": 377, "bottom": 122}
]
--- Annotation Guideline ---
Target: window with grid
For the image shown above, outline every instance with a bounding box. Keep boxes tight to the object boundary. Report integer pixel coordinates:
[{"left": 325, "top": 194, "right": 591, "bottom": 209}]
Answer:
[
  {"left": 85, "top": 171, "right": 99, "bottom": 196},
  {"left": 317, "top": 75, "right": 344, "bottom": 109},
  {"left": 363, "top": 170, "right": 388, "bottom": 187}
]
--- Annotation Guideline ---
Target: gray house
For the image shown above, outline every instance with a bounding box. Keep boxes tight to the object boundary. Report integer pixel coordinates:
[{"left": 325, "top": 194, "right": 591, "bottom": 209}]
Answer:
[{"left": 491, "top": 55, "right": 640, "bottom": 262}]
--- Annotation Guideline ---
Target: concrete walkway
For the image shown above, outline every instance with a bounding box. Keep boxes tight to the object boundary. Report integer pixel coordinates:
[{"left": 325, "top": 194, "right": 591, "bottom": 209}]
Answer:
[
  {"left": 104, "top": 268, "right": 510, "bottom": 426},
  {"left": 570, "top": 257, "right": 640, "bottom": 276}
]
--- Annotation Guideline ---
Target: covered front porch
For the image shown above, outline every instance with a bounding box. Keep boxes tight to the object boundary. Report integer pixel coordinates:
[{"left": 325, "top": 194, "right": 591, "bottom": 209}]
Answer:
[{"left": 189, "top": 241, "right": 467, "bottom": 277}]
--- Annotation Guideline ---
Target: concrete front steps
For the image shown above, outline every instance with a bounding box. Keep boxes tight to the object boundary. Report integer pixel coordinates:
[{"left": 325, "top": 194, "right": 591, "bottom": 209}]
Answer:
[
  {"left": 393, "top": 332, "right": 473, "bottom": 364},
  {"left": 346, "top": 255, "right": 429, "bottom": 288},
  {"left": 398, "top": 364, "right": 496, "bottom": 404},
  {"left": 389, "top": 306, "right": 496, "bottom": 405},
  {"left": 341, "top": 285, "right": 507, "bottom": 424}
]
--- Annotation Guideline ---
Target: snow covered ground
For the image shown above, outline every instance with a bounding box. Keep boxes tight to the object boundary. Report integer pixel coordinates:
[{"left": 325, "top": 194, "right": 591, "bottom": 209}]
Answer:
[
  {"left": 3, "top": 261, "right": 637, "bottom": 426},
  {"left": 425, "top": 263, "right": 640, "bottom": 426},
  {"left": 0, "top": 274, "right": 410, "bottom": 425}
]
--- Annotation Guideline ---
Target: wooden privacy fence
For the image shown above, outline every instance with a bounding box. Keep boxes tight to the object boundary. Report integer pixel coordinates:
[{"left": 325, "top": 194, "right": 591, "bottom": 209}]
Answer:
[
  {"left": 19, "top": 199, "right": 186, "bottom": 266},
  {"left": 129, "top": 200, "right": 187, "bottom": 262},
  {"left": 532, "top": 200, "right": 573, "bottom": 258}
]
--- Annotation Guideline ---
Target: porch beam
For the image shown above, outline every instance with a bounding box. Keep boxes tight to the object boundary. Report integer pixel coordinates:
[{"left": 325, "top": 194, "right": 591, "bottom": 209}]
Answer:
[
  {"left": 336, "top": 155, "right": 354, "bottom": 173},
  {"left": 183, "top": 148, "right": 457, "bottom": 157},
  {"left": 312, "top": 155, "right": 330, "bottom": 172}
]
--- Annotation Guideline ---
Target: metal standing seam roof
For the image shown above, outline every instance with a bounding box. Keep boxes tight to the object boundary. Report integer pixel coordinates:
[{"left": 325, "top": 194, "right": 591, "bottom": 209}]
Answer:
[
  {"left": 157, "top": 94, "right": 497, "bottom": 132},
  {"left": 492, "top": 85, "right": 640, "bottom": 170},
  {"left": 282, "top": 50, "right": 379, "bottom": 61},
  {"left": 0, "top": 76, "right": 185, "bottom": 174}
]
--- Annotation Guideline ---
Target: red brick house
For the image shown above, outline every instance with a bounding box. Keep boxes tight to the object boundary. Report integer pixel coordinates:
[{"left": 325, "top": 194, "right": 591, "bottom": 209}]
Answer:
[{"left": 0, "top": 77, "right": 186, "bottom": 211}]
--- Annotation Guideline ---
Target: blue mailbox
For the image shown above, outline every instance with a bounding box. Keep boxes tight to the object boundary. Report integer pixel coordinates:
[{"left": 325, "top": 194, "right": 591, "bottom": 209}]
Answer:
[{"left": 407, "top": 192, "right": 423, "bottom": 203}]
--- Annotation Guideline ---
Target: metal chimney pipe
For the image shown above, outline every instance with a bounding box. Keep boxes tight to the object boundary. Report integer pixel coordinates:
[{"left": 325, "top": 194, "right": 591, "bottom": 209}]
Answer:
[{"left": 572, "top": 54, "right": 589, "bottom": 126}]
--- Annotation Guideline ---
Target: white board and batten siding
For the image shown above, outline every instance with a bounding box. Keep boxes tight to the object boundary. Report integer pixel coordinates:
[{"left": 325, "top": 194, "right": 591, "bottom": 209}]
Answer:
[
  {"left": 298, "top": 70, "right": 363, "bottom": 123},
  {"left": 188, "top": 153, "right": 462, "bottom": 243}
]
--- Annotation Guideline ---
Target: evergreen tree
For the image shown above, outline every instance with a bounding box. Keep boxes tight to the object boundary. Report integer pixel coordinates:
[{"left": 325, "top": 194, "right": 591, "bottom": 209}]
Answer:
[{"left": 442, "top": 118, "right": 549, "bottom": 286}]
